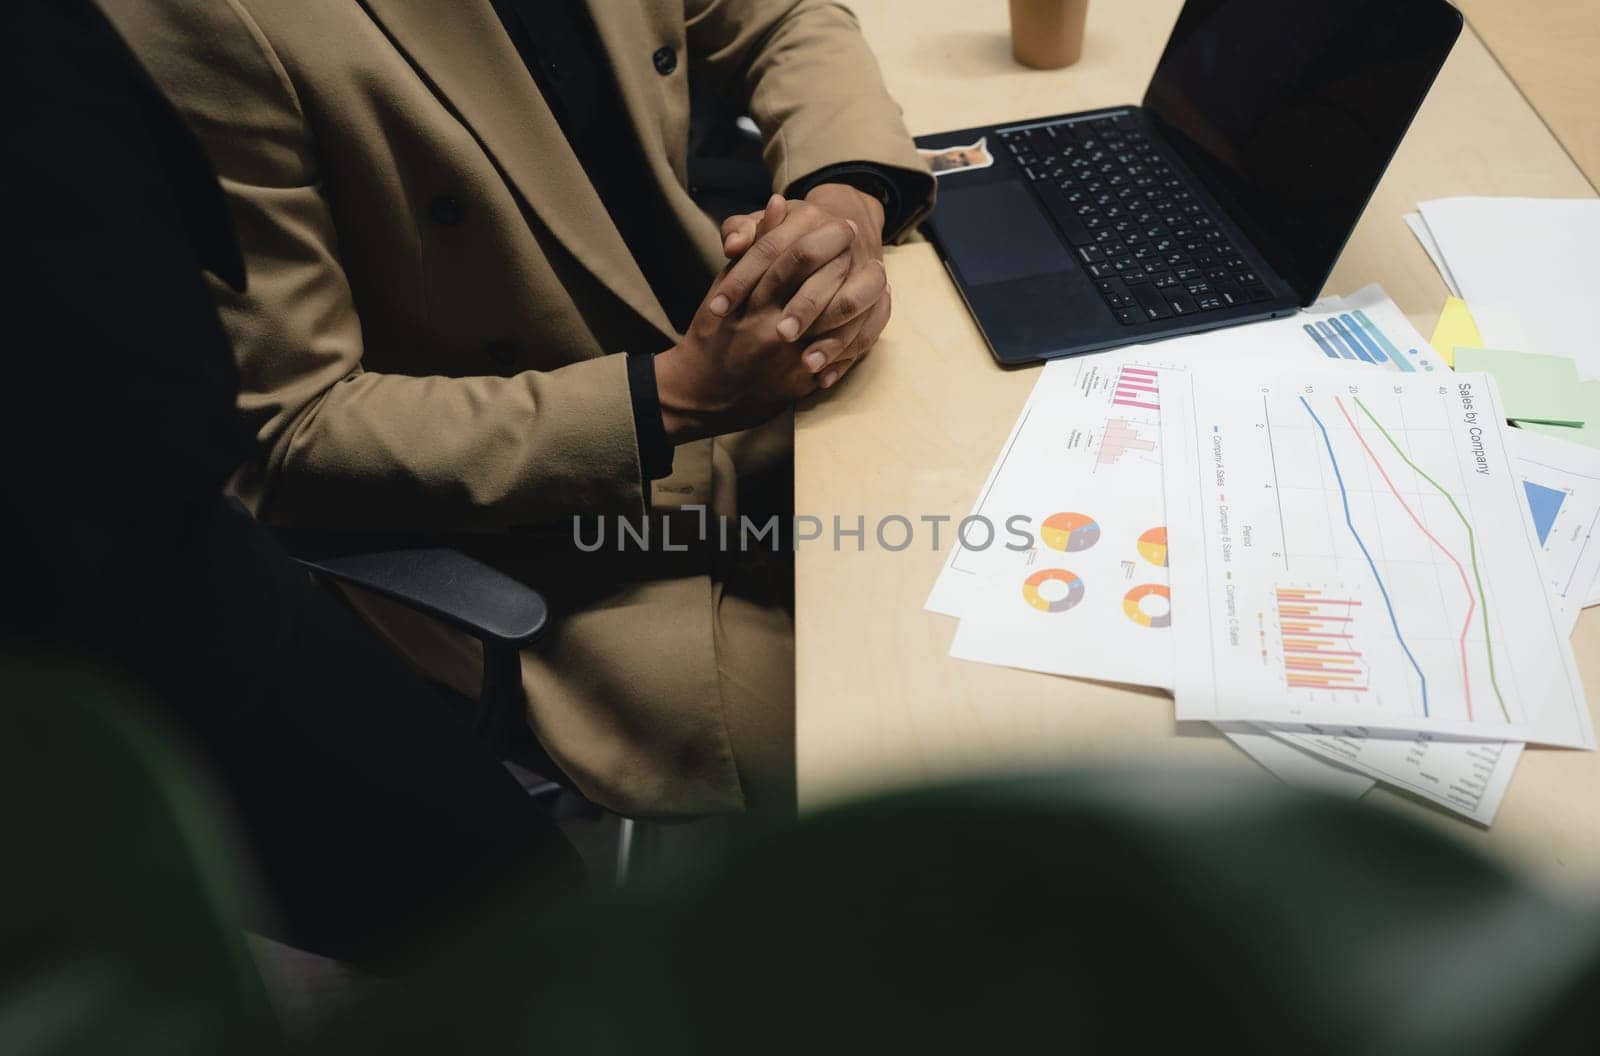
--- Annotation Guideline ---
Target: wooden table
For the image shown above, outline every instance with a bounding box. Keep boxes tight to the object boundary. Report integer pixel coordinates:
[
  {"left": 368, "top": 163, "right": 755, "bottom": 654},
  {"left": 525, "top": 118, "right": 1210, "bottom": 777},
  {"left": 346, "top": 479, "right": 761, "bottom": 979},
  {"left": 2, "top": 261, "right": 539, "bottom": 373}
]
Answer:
[
  {"left": 1456, "top": 0, "right": 1600, "bottom": 190},
  {"left": 795, "top": 0, "right": 1600, "bottom": 895}
]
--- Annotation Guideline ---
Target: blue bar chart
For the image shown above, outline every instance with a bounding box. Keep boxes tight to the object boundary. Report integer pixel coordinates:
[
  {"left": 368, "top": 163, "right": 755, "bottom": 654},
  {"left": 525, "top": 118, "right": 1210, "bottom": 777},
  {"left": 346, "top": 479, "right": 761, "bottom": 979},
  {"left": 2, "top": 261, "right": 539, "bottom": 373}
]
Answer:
[{"left": 1303, "top": 310, "right": 1423, "bottom": 372}]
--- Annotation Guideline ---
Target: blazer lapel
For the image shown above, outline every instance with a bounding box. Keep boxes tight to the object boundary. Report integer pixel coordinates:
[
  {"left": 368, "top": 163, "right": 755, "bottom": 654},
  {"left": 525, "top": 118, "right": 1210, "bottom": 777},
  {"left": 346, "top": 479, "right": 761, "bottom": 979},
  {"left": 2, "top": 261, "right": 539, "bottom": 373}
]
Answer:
[{"left": 357, "top": 0, "right": 677, "bottom": 341}]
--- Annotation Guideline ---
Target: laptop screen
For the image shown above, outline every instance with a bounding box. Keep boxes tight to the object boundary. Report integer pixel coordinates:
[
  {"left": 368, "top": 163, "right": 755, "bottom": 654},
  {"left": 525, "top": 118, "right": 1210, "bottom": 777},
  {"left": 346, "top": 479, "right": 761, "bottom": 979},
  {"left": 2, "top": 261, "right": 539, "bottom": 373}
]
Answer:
[{"left": 1142, "top": 0, "right": 1461, "bottom": 304}]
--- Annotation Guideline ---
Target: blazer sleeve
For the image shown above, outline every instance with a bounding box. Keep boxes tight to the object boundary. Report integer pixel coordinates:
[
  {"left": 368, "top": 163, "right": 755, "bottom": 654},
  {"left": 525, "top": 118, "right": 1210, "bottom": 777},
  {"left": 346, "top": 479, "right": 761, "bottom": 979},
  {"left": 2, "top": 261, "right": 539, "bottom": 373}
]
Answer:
[
  {"left": 102, "top": 0, "right": 649, "bottom": 532},
  {"left": 685, "top": 0, "right": 937, "bottom": 238}
]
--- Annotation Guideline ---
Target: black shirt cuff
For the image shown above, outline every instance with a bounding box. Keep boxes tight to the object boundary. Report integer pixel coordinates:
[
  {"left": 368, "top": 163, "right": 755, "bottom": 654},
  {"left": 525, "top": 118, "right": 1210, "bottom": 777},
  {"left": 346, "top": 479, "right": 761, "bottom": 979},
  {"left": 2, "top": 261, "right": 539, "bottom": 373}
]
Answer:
[
  {"left": 786, "top": 161, "right": 924, "bottom": 244},
  {"left": 626, "top": 351, "right": 674, "bottom": 481}
]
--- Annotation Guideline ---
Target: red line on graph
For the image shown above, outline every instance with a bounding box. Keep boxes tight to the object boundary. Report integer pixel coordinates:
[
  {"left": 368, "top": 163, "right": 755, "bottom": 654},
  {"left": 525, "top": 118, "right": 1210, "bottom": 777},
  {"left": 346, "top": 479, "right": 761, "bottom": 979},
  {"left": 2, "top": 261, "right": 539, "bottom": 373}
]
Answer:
[{"left": 1335, "top": 397, "right": 1476, "bottom": 720}]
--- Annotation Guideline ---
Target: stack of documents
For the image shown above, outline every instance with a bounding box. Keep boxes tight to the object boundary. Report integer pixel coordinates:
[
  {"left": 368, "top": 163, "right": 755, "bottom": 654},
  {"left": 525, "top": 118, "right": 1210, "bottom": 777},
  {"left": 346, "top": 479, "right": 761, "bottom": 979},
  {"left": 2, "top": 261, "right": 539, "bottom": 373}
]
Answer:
[
  {"left": 1408, "top": 196, "right": 1600, "bottom": 611},
  {"left": 1405, "top": 197, "right": 1600, "bottom": 380},
  {"left": 1409, "top": 198, "right": 1600, "bottom": 451},
  {"left": 927, "top": 284, "right": 1597, "bottom": 824}
]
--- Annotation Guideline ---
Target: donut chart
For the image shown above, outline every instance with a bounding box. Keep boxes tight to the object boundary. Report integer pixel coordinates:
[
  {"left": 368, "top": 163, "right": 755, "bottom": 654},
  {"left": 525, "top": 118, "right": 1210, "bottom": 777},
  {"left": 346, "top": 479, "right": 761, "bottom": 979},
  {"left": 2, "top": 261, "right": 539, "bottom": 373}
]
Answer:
[
  {"left": 1123, "top": 583, "right": 1171, "bottom": 628},
  {"left": 1137, "top": 526, "right": 1168, "bottom": 567},
  {"left": 1023, "top": 568, "right": 1085, "bottom": 613},
  {"left": 1041, "top": 512, "right": 1100, "bottom": 553}
]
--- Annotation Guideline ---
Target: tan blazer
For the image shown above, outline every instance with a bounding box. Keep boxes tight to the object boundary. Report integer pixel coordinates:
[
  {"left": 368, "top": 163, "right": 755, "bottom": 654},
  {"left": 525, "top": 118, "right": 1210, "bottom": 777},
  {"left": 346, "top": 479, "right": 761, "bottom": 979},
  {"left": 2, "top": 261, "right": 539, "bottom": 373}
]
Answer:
[{"left": 104, "top": 0, "right": 934, "bottom": 815}]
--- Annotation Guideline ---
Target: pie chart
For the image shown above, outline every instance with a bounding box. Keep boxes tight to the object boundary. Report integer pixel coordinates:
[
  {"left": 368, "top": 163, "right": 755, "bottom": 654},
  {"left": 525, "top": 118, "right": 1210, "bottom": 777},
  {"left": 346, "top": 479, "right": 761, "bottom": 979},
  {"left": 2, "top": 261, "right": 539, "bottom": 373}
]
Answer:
[
  {"left": 1123, "top": 583, "right": 1171, "bottom": 628},
  {"left": 1041, "top": 512, "right": 1100, "bottom": 553},
  {"left": 1023, "top": 568, "right": 1085, "bottom": 613},
  {"left": 1137, "top": 526, "right": 1168, "bottom": 567}
]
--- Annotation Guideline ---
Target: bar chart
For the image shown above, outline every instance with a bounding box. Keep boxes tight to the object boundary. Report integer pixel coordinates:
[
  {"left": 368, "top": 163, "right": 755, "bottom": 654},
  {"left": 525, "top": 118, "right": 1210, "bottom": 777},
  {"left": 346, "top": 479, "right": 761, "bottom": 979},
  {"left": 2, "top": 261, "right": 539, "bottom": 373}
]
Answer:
[
  {"left": 1300, "top": 309, "right": 1433, "bottom": 373},
  {"left": 1112, "top": 366, "right": 1159, "bottom": 410},
  {"left": 1096, "top": 417, "right": 1157, "bottom": 468},
  {"left": 1274, "top": 587, "right": 1368, "bottom": 692}
]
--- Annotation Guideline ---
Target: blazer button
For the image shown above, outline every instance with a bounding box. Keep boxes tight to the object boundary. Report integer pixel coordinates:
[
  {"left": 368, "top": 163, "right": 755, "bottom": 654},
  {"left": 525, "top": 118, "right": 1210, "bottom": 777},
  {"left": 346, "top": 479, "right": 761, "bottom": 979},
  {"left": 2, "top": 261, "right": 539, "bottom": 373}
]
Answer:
[
  {"left": 430, "top": 194, "right": 465, "bottom": 226},
  {"left": 651, "top": 46, "right": 677, "bottom": 75},
  {"left": 486, "top": 341, "right": 518, "bottom": 367}
]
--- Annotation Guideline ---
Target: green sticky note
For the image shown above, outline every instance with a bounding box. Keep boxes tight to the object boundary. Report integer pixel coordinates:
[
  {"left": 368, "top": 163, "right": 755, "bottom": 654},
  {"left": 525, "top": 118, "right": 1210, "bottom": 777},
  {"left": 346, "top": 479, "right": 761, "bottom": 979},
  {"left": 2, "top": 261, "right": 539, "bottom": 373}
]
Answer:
[
  {"left": 1453, "top": 347, "right": 1587, "bottom": 426},
  {"left": 1516, "top": 381, "right": 1600, "bottom": 449}
]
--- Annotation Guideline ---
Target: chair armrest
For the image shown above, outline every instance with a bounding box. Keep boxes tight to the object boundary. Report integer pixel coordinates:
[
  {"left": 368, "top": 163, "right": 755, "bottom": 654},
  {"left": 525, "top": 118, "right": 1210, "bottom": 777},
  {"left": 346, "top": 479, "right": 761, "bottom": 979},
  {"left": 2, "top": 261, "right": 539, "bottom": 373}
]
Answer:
[{"left": 285, "top": 543, "right": 549, "bottom": 649}]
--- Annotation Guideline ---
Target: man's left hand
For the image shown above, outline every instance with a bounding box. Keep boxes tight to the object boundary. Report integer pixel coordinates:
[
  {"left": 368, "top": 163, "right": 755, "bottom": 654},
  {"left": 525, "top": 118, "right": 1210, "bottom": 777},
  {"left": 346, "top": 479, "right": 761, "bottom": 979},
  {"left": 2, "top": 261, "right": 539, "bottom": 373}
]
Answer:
[{"left": 718, "top": 182, "right": 891, "bottom": 389}]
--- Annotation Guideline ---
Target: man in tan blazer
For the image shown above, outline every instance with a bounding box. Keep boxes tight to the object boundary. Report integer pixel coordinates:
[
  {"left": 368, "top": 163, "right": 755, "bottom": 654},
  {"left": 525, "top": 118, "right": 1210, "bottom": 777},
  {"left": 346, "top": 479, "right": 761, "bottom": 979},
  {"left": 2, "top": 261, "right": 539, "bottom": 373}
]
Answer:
[{"left": 104, "top": 0, "right": 935, "bottom": 818}]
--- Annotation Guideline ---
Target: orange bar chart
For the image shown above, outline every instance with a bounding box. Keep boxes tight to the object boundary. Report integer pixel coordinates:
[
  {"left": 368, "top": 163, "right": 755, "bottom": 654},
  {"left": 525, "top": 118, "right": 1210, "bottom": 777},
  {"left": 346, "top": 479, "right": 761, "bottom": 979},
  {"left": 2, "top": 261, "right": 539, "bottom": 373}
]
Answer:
[{"left": 1275, "top": 587, "right": 1367, "bottom": 691}]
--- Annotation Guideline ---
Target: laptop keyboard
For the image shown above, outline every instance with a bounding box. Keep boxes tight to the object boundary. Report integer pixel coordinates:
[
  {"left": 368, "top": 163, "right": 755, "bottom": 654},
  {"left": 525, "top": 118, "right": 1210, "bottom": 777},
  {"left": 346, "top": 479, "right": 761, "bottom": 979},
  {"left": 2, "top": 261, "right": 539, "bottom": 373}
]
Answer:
[{"left": 998, "top": 114, "right": 1274, "bottom": 325}]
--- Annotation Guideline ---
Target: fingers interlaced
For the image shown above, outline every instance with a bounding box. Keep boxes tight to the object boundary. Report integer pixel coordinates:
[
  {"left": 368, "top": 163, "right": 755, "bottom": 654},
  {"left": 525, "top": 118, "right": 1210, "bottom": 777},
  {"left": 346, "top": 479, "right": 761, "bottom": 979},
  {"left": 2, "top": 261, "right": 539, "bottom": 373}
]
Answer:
[
  {"left": 808, "top": 257, "right": 885, "bottom": 336},
  {"left": 709, "top": 198, "right": 848, "bottom": 317},
  {"left": 750, "top": 219, "right": 855, "bottom": 310},
  {"left": 703, "top": 191, "right": 892, "bottom": 395},
  {"left": 807, "top": 286, "right": 891, "bottom": 388},
  {"left": 721, "top": 214, "right": 758, "bottom": 257}
]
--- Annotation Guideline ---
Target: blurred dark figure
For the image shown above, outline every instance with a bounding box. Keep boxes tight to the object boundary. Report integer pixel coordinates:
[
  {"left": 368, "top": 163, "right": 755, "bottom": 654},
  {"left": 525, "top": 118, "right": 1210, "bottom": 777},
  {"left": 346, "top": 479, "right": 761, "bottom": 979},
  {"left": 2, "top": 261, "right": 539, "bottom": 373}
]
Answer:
[
  {"left": 2, "top": 0, "right": 582, "bottom": 965},
  {"left": 8, "top": 667, "right": 1600, "bottom": 1056}
]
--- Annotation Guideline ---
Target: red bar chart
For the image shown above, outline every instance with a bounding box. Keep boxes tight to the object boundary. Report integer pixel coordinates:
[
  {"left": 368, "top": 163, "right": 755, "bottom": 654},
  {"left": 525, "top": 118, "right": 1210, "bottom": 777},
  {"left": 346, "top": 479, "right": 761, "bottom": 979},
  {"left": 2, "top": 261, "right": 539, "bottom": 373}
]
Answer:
[
  {"left": 1275, "top": 587, "right": 1367, "bottom": 691},
  {"left": 1097, "top": 417, "right": 1156, "bottom": 467},
  {"left": 1112, "top": 366, "right": 1159, "bottom": 411}
]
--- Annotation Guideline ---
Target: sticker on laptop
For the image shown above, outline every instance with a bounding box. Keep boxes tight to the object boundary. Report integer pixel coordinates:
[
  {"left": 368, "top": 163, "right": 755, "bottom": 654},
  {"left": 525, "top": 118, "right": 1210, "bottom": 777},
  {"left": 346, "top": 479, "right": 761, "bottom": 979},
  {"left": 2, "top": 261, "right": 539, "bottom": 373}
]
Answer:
[{"left": 919, "top": 136, "right": 994, "bottom": 177}]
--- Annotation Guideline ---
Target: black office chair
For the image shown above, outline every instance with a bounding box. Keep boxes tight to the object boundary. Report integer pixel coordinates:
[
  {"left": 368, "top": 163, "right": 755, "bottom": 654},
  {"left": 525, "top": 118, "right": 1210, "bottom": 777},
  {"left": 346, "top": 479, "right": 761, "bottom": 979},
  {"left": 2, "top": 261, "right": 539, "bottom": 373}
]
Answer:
[{"left": 279, "top": 535, "right": 646, "bottom": 883}]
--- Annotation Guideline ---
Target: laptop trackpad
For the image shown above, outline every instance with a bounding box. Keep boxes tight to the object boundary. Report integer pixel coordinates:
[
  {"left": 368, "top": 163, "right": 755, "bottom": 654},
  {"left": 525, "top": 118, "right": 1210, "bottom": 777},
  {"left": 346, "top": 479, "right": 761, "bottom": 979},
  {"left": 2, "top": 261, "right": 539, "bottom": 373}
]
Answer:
[{"left": 936, "top": 181, "right": 1076, "bottom": 286}]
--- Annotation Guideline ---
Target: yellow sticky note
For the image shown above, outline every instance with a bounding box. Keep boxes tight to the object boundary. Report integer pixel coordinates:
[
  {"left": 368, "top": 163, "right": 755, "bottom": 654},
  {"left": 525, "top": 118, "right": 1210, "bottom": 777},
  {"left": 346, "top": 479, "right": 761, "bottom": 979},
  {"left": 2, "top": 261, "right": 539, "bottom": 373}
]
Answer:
[{"left": 1431, "top": 296, "right": 1483, "bottom": 368}]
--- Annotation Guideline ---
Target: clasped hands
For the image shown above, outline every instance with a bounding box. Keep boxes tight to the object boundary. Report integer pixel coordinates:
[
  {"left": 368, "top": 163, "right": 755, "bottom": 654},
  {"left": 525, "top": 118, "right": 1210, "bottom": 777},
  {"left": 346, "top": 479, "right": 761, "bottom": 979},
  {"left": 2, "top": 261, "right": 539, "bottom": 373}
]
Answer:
[{"left": 654, "top": 183, "right": 891, "bottom": 444}]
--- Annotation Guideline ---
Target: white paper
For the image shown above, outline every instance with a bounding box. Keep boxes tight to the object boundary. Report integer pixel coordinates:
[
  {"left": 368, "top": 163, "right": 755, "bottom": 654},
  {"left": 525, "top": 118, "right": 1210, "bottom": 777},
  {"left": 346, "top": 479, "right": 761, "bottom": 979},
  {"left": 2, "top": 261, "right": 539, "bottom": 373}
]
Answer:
[
  {"left": 1160, "top": 368, "right": 1593, "bottom": 748},
  {"left": 1418, "top": 197, "right": 1600, "bottom": 379},
  {"left": 944, "top": 348, "right": 1183, "bottom": 686},
  {"left": 1262, "top": 724, "right": 1522, "bottom": 825},
  {"left": 1507, "top": 427, "right": 1600, "bottom": 628},
  {"left": 1217, "top": 724, "right": 1376, "bottom": 798},
  {"left": 925, "top": 363, "right": 1069, "bottom": 618},
  {"left": 1403, "top": 211, "right": 1461, "bottom": 297},
  {"left": 935, "top": 287, "right": 1446, "bottom": 688}
]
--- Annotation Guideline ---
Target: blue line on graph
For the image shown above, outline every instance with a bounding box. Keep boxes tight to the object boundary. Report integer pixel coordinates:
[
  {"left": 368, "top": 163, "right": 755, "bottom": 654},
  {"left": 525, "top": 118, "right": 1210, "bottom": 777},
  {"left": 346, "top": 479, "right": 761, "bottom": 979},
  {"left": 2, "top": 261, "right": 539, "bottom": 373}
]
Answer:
[
  {"left": 1329, "top": 317, "right": 1375, "bottom": 363},
  {"left": 1316, "top": 320, "right": 1362, "bottom": 361},
  {"left": 1354, "top": 310, "right": 1415, "bottom": 373},
  {"left": 1338, "top": 314, "right": 1388, "bottom": 362},
  {"left": 1299, "top": 396, "right": 1429, "bottom": 714},
  {"left": 1304, "top": 324, "right": 1342, "bottom": 359}
]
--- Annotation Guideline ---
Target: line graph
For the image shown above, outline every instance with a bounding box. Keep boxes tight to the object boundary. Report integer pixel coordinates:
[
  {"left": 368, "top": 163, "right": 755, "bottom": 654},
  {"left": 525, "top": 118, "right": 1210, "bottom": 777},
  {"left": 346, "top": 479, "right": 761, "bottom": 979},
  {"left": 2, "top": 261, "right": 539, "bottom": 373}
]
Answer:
[
  {"left": 1349, "top": 396, "right": 1509, "bottom": 721},
  {"left": 1335, "top": 398, "right": 1478, "bottom": 719},
  {"left": 1299, "top": 396, "right": 1428, "bottom": 714},
  {"left": 1164, "top": 370, "right": 1592, "bottom": 748}
]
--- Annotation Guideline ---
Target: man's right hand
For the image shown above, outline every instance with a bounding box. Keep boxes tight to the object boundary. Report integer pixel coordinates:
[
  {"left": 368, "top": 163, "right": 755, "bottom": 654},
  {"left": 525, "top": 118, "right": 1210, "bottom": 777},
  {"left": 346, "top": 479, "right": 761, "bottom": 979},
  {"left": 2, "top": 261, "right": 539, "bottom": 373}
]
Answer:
[
  {"left": 653, "top": 196, "right": 859, "bottom": 444},
  {"left": 716, "top": 194, "right": 889, "bottom": 381}
]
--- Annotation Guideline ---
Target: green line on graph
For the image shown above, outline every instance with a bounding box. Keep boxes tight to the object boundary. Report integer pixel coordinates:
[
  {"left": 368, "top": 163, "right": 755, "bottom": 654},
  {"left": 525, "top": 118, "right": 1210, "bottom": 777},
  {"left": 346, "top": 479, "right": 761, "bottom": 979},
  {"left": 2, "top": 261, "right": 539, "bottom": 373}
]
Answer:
[{"left": 1352, "top": 397, "right": 1508, "bottom": 721}]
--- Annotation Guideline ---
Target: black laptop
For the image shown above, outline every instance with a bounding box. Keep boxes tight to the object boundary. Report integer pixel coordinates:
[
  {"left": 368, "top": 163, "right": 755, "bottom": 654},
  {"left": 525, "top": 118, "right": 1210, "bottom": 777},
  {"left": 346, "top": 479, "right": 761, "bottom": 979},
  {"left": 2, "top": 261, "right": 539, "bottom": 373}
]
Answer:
[{"left": 915, "top": 0, "right": 1462, "bottom": 365}]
